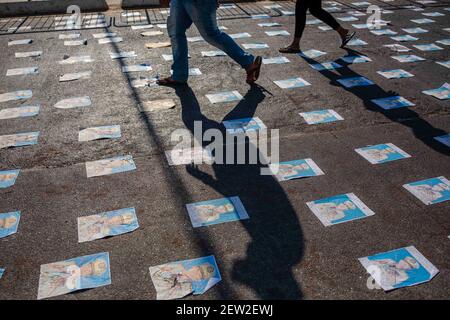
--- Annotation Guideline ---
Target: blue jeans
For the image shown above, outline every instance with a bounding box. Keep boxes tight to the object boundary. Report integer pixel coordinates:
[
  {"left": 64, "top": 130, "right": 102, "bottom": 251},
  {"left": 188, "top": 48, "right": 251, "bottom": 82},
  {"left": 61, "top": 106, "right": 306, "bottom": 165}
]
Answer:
[{"left": 168, "top": 0, "right": 255, "bottom": 82}]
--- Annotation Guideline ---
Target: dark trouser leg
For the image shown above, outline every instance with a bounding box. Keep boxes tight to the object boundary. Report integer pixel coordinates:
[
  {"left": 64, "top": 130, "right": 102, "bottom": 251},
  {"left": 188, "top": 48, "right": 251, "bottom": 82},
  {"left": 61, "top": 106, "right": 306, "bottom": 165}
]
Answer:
[
  {"left": 308, "top": 0, "right": 340, "bottom": 30},
  {"left": 294, "top": 0, "right": 310, "bottom": 39}
]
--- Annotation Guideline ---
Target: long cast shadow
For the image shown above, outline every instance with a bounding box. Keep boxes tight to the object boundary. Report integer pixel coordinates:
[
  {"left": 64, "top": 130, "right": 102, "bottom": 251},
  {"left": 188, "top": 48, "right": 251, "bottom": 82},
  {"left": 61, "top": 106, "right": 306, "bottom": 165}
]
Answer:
[
  {"left": 175, "top": 84, "right": 305, "bottom": 299},
  {"left": 299, "top": 47, "right": 449, "bottom": 156}
]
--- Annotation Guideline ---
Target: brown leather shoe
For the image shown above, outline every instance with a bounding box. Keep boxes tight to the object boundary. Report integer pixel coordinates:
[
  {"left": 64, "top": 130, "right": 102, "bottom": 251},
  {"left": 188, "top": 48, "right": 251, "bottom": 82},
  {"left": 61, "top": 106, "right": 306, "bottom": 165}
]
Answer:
[{"left": 246, "top": 56, "right": 262, "bottom": 85}]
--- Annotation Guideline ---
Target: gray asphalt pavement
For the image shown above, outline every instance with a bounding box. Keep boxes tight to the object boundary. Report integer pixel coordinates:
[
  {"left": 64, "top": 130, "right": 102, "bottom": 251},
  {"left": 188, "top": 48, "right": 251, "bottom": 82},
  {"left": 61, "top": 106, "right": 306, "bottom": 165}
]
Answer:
[{"left": 0, "top": 0, "right": 449, "bottom": 300}]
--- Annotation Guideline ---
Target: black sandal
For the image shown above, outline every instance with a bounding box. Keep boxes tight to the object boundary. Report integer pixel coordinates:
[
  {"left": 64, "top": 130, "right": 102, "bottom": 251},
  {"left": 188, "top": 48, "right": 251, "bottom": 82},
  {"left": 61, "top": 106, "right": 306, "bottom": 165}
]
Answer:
[
  {"left": 279, "top": 46, "right": 301, "bottom": 54},
  {"left": 340, "top": 31, "right": 356, "bottom": 48}
]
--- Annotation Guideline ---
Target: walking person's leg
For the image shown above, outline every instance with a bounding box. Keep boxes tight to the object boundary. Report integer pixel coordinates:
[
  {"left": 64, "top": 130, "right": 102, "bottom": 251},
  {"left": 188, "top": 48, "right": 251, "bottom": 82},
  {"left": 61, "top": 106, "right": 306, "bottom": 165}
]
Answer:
[
  {"left": 308, "top": 0, "right": 355, "bottom": 48},
  {"left": 187, "top": 0, "right": 262, "bottom": 84},
  {"left": 158, "top": 0, "right": 192, "bottom": 85},
  {"left": 280, "top": 0, "right": 356, "bottom": 53},
  {"left": 279, "top": 0, "right": 309, "bottom": 53}
]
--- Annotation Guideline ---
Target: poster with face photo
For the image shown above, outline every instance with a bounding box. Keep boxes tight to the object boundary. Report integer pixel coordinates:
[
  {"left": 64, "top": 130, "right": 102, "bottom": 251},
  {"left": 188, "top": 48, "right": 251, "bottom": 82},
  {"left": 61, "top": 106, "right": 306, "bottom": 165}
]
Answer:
[
  {"left": 355, "top": 143, "right": 411, "bottom": 164},
  {"left": 186, "top": 196, "right": 249, "bottom": 228},
  {"left": 222, "top": 117, "right": 266, "bottom": 134},
  {"left": 85, "top": 155, "right": 136, "bottom": 178},
  {"left": 359, "top": 246, "right": 439, "bottom": 291},
  {"left": 0, "top": 170, "right": 20, "bottom": 188},
  {"left": 0, "top": 211, "right": 21, "bottom": 239},
  {"left": 78, "top": 207, "right": 139, "bottom": 242},
  {"left": 306, "top": 193, "right": 375, "bottom": 226},
  {"left": 403, "top": 176, "right": 450, "bottom": 205},
  {"left": 0, "top": 132, "right": 39, "bottom": 149},
  {"left": 269, "top": 158, "right": 324, "bottom": 181},
  {"left": 37, "top": 252, "right": 111, "bottom": 299},
  {"left": 149, "top": 255, "right": 221, "bottom": 300}
]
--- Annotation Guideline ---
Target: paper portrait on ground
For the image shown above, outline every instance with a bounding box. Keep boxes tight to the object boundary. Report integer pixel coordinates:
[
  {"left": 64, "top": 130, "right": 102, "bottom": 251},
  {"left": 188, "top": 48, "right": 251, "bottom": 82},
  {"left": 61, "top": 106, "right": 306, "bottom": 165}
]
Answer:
[
  {"left": 436, "top": 39, "right": 450, "bottom": 46},
  {"left": 258, "top": 22, "right": 281, "bottom": 27},
  {"left": 298, "top": 49, "right": 326, "bottom": 59},
  {"left": 201, "top": 50, "right": 226, "bottom": 57},
  {"left": 59, "top": 33, "right": 80, "bottom": 39},
  {"left": 391, "top": 54, "right": 425, "bottom": 63},
  {"left": 141, "top": 31, "right": 164, "bottom": 37},
  {"left": 347, "top": 38, "right": 367, "bottom": 46},
  {"left": 371, "top": 29, "right": 397, "bottom": 36},
  {"left": 265, "top": 30, "right": 290, "bottom": 36},
  {"left": 78, "top": 125, "right": 121, "bottom": 142},
  {"left": 6, "top": 67, "right": 39, "bottom": 76},
  {"left": 85, "top": 155, "right": 136, "bottom": 178},
  {"left": 98, "top": 37, "right": 123, "bottom": 44},
  {"left": 0, "top": 105, "right": 39, "bottom": 120},
  {"left": 130, "top": 77, "right": 159, "bottom": 88},
  {"left": 262, "top": 57, "right": 290, "bottom": 64},
  {"left": 0, "top": 131, "right": 39, "bottom": 149},
  {"left": 383, "top": 44, "right": 411, "bottom": 52},
  {"left": 187, "top": 36, "right": 204, "bottom": 42},
  {"left": 222, "top": 117, "right": 266, "bottom": 134},
  {"left": 299, "top": 109, "right": 344, "bottom": 125},
  {"left": 377, "top": 69, "right": 414, "bottom": 79},
  {"left": 162, "top": 54, "right": 191, "bottom": 61},
  {"left": 402, "top": 27, "right": 428, "bottom": 34},
  {"left": 310, "top": 61, "right": 343, "bottom": 71},
  {"left": 64, "top": 39, "right": 87, "bottom": 46},
  {"left": 230, "top": 33, "right": 251, "bottom": 39},
  {"left": 0, "top": 90, "right": 32, "bottom": 103},
  {"left": 242, "top": 43, "right": 269, "bottom": 49},
  {"left": 434, "top": 134, "right": 450, "bottom": 147},
  {"left": 145, "top": 42, "right": 171, "bottom": 49},
  {"left": 206, "top": 91, "right": 243, "bottom": 104},
  {"left": 78, "top": 207, "right": 139, "bottom": 242},
  {"left": 307, "top": 193, "right": 375, "bottom": 226},
  {"left": 186, "top": 196, "right": 249, "bottom": 228},
  {"left": 110, "top": 51, "right": 137, "bottom": 59},
  {"left": 403, "top": 176, "right": 450, "bottom": 205},
  {"left": 59, "top": 71, "right": 92, "bottom": 82},
  {"left": 391, "top": 35, "right": 418, "bottom": 42},
  {"left": 413, "top": 44, "right": 443, "bottom": 51},
  {"left": 269, "top": 158, "right": 325, "bottom": 181},
  {"left": 422, "top": 83, "right": 450, "bottom": 100},
  {"left": 165, "top": 147, "right": 214, "bottom": 166},
  {"left": 171, "top": 68, "right": 201, "bottom": 76},
  {"left": 340, "top": 54, "right": 371, "bottom": 64},
  {"left": 54, "top": 96, "right": 92, "bottom": 109},
  {"left": 274, "top": 77, "right": 311, "bottom": 89},
  {"left": 15, "top": 51, "right": 42, "bottom": 58},
  {"left": 132, "top": 24, "right": 153, "bottom": 30},
  {"left": 306, "top": 19, "right": 322, "bottom": 25},
  {"left": 58, "top": 55, "right": 93, "bottom": 64},
  {"left": 319, "top": 25, "right": 333, "bottom": 31},
  {"left": 0, "top": 170, "right": 20, "bottom": 188},
  {"left": 140, "top": 99, "right": 176, "bottom": 112},
  {"left": 355, "top": 143, "right": 411, "bottom": 164},
  {"left": 0, "top": 211, "right": 21, "bottom": 239},
  {"left": 149, "top": 255, "right": 221, "bottom": 300},
  {"left": 359, "top": 246, "right": 439, "bottom": 291},
  {"left": 411, "top": 18, "right": 435, "bottom": 24},
  {"left": 37, "top": 252, "right": 111, "bottom": 299},
  {"left": 92, "top": 32, "right": 117, "bottom": 39},
  {"left": 337, "top": 76, "right": 374, "bottom": 88},
  {"left": 8, "top": 39, "right": 32, "bottom": 46},
  {"left": 122, "top": 64, "right": 152, "bottom": 73},
  {"left": 371, "top": 96, "right": 415, "bottom": 110}
]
